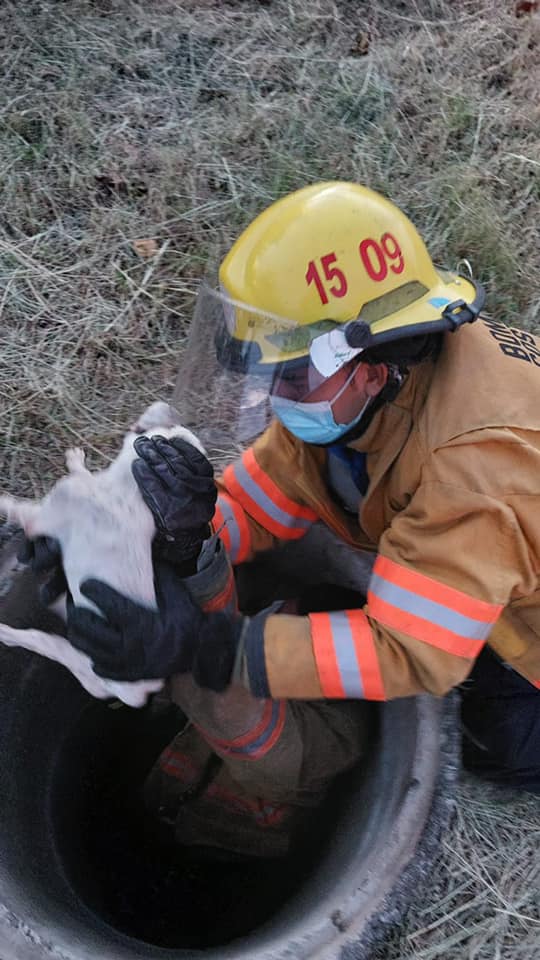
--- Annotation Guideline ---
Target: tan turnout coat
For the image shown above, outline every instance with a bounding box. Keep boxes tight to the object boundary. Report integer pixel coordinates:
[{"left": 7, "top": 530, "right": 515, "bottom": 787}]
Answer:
[{"left": 213, "top": 317, "right": 540, "bottom": 702}]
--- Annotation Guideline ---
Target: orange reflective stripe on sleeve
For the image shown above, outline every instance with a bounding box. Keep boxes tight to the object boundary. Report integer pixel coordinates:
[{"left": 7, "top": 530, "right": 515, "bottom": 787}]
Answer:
[
  {"left": 196, "top": 700, "right": 287, "bottom": 760},
  {"left": 212, "top": 492, "right": 252, "bottom": 563},
  {"left": 368, "top": 555, "right": 503, "bottom": 659},
  {"left": 201, "top": 567, "right": 237, "bottom": 615},
  {"left": 310, "top": 609, "right": 386, "bottom": 700},
  {"left": 223, "top": 449, "right": 318, "bottom": 540}
]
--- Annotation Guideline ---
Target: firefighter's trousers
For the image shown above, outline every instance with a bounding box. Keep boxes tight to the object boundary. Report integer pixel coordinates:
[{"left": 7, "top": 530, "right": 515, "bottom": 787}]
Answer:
[{"left": 461, "top": 646, "right": 540, "bottom": 795}]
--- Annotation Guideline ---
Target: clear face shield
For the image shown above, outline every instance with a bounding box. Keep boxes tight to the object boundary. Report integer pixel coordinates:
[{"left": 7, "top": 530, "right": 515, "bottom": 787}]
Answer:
[
  {"left": 171, "top": 275, "right": 485, "bottom": 455},
  {"left": 171, "top": 284, "right": 363, "bottom": 456}
]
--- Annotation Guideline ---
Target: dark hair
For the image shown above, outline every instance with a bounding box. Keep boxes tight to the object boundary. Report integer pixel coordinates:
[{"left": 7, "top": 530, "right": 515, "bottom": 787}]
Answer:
[{"left": 361, "top": 332, "right": 443, "bottom": 371}]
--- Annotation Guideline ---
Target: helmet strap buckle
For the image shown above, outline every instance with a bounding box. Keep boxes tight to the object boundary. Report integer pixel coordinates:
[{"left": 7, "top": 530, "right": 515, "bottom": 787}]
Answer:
[{"left": 441, "top": 299, "right": 476, "bottom": 330}]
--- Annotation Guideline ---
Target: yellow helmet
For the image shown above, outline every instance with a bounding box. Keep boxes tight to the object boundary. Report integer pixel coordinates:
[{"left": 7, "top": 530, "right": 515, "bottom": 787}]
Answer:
[{"left": 217, "top": 181, "right": 484, "bottom": 375}]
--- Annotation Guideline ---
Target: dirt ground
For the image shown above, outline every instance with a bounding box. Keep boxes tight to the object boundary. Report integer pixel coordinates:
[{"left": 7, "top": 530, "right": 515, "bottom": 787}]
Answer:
[{"left": 0, "top": 1, "right": 539, "bottom": 957}]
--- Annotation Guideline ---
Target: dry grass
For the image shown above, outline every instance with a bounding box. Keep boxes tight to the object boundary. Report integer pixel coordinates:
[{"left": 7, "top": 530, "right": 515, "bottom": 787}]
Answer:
[
  {"left": 381, "top": 774, "right": 540, "bottom": 960},
  {"left": 0, "top": 1, "right": 539, "bottom": 955},
  {"left": 1, "top": 0, "right": 539, "bottom": 492}
]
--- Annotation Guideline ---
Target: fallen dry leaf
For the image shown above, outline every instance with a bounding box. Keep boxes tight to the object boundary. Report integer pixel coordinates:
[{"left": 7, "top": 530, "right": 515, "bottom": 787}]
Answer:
[
  {"left": 515, "top": 0, "right": 539, "bottom": 16},
  {"left": 349, "top": 31, "right": 370, "bottom": 56},
  {"left": 132, "top": 238, "right": 159, "bottom": 258}
]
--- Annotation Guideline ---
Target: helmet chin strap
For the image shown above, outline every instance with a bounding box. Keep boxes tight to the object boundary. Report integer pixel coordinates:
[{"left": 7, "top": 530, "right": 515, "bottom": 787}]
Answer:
[{"left": 321, "top": 365, "right": 405, "bottom": 447}]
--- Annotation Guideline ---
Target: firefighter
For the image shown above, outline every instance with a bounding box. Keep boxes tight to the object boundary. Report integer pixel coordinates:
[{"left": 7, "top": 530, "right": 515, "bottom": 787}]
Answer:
[{"left": 64, "top": 182, "right": 540, "bottom": 853}]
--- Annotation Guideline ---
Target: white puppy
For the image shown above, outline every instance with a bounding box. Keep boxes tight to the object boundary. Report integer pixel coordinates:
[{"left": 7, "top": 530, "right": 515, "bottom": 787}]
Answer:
[{"left": 0, "top": 402, "right": 206, "bottom": 708}]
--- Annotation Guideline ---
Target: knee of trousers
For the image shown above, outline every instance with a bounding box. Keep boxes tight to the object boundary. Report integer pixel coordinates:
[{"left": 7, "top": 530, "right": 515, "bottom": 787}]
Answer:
[{"left": 198, "top": 698, "right": 371, "bottom": 805}]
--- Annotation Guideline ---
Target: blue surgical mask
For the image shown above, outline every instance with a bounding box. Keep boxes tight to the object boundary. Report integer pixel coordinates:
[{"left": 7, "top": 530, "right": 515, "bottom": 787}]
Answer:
[{"left": 270, "top": 394, "right": 371, "bottom": 445}]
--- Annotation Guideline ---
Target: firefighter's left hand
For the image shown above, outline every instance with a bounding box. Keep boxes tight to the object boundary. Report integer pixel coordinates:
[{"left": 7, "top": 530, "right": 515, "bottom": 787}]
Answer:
[
  {"left": 67, "top": 561, "right": 240, "bottom": 688},
  {"left": 132, "top": 435, "right": 217, "bottom": 565}
]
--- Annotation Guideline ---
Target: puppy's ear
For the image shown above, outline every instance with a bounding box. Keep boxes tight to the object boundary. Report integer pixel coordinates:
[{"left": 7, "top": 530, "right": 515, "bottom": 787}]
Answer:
[
  {"left": 130, "top": 401, "right": 179, "bottom": 434},
  {"left": 0, "top": 496, "right": 43, "bottom": 538}
]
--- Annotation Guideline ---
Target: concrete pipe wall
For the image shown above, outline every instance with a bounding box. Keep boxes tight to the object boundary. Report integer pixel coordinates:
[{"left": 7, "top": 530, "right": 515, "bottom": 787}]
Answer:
[{"left": 0, "top": 525, "right": 459, "bottom": 960}]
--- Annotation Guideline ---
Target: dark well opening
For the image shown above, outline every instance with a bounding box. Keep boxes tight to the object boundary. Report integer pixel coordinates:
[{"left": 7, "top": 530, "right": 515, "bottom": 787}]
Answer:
[
  {"left": 0, "top": 546, "right": 376, "bottom": 951},
  {"left": 1, "top": 533, "right": 445, "bottom": 960},
  {"left": 49, "top": 696, "right": 367, "bottom": 949},
  {"left": 0, "top": 630, "right": 446, "bottom": 960}
]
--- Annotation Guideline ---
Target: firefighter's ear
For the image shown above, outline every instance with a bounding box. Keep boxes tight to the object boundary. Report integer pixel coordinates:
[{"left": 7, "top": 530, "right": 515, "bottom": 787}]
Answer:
[{"left": 357, "top": 363, "right": 388, "bottom": 397}]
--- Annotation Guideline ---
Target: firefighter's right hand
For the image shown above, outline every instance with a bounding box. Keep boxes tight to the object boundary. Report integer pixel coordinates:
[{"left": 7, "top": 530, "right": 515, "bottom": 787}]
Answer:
[
  {"left": 17, "top": 535, "right": 68, "bottom": 606},
  {"left": 67, "top": 561, "right": 239, "bottom": 686},
  {"left": 131, "top": 436, "right": 217, "bottom": 564}
]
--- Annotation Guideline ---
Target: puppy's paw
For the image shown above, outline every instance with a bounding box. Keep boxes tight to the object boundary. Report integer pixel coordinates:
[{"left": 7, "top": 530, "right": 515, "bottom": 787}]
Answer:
[{"left": 65, "top": 447, "right": 87, "bottom": 474}]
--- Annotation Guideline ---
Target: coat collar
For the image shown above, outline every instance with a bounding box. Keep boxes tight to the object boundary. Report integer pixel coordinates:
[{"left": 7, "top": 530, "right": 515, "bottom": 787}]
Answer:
[{"left": 348, "top": 360, "right": 435, "bottom": 539}]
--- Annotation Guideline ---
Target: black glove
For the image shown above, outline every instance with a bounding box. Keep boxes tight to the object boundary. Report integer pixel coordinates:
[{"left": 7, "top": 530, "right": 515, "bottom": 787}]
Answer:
[
  {"left": 17, "top": 535, "right": 67, "bottom": 605},
  {"left": 131, "top": 435, "right": 217, "bottom": 564},
  {"left": 67, "top": 561, "right": 240, "bottom": 688}
]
